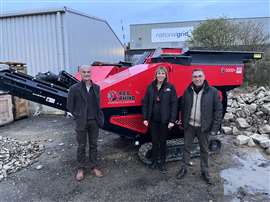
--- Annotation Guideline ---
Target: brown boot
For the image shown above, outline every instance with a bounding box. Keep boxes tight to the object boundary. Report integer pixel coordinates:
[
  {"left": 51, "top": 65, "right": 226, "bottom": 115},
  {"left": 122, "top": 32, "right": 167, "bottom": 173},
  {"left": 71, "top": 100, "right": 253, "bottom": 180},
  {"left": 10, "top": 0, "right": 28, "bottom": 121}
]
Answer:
[
  {"left": 91, "top": 167, "right": 104, "bottom": 177},
  {"left": 75, "top": 169, "right": 84, "bottom": 181}
]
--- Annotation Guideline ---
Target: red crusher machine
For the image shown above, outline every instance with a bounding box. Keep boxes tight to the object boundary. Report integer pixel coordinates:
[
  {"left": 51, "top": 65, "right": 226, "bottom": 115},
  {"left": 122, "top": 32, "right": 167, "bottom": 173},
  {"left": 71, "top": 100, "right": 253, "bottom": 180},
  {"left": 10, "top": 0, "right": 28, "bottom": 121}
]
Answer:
[{"left": 0, "top": 48, "right": 263, "bottom": 164}]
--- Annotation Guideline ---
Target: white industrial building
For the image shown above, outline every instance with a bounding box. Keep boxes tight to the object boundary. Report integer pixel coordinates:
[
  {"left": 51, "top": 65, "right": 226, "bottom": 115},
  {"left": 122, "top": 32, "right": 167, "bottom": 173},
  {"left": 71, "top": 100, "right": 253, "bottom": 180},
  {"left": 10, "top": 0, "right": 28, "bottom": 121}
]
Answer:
[
  {"left": 0, "top": 7, "right": 125, "bottom": 76},
  {"left": 130, "top": 17, "right": 270, "bottom": 51}
]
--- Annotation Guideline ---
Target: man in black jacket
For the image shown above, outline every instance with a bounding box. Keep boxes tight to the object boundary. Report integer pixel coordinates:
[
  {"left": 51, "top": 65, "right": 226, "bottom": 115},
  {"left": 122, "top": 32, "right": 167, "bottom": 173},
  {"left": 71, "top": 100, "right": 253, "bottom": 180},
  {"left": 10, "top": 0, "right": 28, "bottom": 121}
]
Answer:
[
  {"left": 176, "top": 68, "right": 222, "bottom": 184},
  {"left": 67, "top": 65, "right": 104, "bottom": 181}
]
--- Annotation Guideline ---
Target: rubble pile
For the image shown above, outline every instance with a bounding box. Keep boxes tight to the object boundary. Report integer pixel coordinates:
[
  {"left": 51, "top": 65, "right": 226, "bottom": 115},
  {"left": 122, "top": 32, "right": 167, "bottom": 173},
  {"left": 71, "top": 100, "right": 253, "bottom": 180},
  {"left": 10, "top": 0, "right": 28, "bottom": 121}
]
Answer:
[
  {"left": 222, "top": 86, "right": 270, "bottom": 154},
  {"left": 0, "top": 135, "right": 44, "bottom": 181}
]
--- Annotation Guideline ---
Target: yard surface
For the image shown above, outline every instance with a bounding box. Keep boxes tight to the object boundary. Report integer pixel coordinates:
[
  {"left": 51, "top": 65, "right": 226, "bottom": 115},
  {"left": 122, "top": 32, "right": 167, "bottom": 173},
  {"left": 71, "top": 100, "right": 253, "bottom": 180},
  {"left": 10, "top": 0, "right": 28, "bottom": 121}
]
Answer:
[{"left": 0, "top": 115, "right": 269, "bottom": 202}]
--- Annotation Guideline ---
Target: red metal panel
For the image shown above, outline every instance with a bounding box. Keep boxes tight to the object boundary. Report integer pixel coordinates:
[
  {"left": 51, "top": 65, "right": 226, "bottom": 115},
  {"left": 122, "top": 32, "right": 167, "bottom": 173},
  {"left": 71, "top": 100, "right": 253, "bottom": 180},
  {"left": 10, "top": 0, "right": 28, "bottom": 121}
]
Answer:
[
  {"left": 110, "top": 114, "right": 148, "bottom": 134},
  {"left": 161, "top": 48, "right": 183, "bottom": 55},
  {"left": 74, "top": 65, "right": 127, "bottom": 83},
  {"left": 98, "top": 62, "right": 243, "bottom": 109},
  {"left": 169, "top": 64, "right": 244, "bottom": 96},
  {"left": 98, "top": 64, "right": 157, "bottom": 108}
]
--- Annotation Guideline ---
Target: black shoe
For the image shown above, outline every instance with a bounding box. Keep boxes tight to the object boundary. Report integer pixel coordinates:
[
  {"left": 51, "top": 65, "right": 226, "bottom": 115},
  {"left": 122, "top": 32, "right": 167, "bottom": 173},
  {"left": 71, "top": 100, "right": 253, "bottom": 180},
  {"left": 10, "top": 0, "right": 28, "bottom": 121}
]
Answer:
[
  {"left": 176, "top": 167, "right": 187, "bottom": 179},
  {"left": 201, "top": 172, "right": 213, "bottom": 185},
  {"left": 158, "top": 164, "right": 167, "bottom": 174},
  {"left": 148, "top": 161, "right": 158, "bottom": 169}
]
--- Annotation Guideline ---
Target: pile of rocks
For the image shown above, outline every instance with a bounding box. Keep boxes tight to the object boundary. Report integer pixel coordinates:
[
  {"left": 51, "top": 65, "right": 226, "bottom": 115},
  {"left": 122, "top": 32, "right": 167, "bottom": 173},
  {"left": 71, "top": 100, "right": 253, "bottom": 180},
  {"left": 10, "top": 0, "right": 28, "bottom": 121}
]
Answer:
[
  {"left": 0, "top": 136, "right": 44, "bottom": 181},
  {"left": 222, "top": 86, "right": 270, "bottom": 154}
]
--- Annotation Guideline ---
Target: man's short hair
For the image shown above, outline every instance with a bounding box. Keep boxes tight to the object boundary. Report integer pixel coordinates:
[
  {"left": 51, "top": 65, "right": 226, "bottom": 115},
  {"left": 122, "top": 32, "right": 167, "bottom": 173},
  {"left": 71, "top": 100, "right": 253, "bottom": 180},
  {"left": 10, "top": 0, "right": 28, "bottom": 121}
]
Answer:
[
  {"left": 79, "top": 65, "right": 91, "bottom": 71},
  {"left": 192, "top": 68, "right": 204, "bottom": 74},
  {"left": 79, "top": 65, "right": 90, "bottom": 69}
]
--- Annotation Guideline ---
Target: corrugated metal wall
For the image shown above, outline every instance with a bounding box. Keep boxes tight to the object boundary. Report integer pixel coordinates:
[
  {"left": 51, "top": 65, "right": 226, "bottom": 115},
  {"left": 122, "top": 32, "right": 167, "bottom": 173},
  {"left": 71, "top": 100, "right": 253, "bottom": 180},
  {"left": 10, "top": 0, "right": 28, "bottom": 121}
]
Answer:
[
  {"left": 0, "top": 12, "right": 65, "bottom": 76},
  {"left": 0, "top": 8, "right": 125, "bottom": 76},
  {"left": 65, "top": 11, "right": 124, "bottom": 74}
]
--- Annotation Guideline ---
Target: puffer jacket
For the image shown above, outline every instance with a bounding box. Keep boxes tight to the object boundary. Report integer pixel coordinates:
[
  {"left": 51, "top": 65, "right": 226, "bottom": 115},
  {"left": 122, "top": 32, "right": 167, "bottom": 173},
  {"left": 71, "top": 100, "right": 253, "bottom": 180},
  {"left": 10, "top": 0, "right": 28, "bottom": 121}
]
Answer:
[
  {"left": 181, "top": 81, "right": 223, "bottom": 133},
  {"left": 142, "top": 80, "right": 178, "bottom": 124}
]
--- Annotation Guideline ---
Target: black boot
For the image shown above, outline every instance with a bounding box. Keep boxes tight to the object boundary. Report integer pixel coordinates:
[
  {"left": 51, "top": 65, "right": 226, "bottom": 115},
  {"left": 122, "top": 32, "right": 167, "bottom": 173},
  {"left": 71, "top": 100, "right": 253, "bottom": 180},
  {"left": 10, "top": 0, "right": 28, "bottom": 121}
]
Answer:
[
  {"left": 176, "top": 167, "right": 187, "bottom": 179},
  {"left": 158, "top": 163, "right": 167, "bottom": 174},
  {"left": 201, "top": 172, "right": 212, "bottom": 185},
  {"left": 148, "top": 160, "right": 158, "bottom": 169}
]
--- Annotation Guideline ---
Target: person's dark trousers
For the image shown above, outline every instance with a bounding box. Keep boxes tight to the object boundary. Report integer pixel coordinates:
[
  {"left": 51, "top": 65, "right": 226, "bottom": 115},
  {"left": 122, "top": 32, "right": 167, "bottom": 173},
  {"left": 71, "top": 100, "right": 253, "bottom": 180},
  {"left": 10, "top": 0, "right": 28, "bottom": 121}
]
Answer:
[
  {"left": 150, "top": 121, "right": 168, "bottom": 165},
  {"left": 76, "top": 119, "right": 99, "bottom": 169},
  {"left": 183, "top": 125, "right": 209, "bottom": 173}
]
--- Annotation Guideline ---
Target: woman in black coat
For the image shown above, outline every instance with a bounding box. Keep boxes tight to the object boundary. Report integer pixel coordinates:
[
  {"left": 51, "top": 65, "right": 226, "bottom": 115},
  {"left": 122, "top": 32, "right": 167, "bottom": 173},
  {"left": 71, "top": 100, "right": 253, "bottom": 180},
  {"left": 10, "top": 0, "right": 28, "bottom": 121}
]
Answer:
[{"left": 142, "top": 66, "right": 178, "bottom": 173}]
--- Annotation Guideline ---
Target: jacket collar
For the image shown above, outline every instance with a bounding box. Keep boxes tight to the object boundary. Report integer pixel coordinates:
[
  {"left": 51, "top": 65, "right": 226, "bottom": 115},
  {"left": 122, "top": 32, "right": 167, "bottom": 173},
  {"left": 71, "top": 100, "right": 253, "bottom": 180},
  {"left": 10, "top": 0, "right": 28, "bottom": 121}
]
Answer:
[
  {"left": 188, "top": 80, "right": 209, "bottom": 93},
  {"left": 79, "top": 80, "right": 98, "bottom": 100}
]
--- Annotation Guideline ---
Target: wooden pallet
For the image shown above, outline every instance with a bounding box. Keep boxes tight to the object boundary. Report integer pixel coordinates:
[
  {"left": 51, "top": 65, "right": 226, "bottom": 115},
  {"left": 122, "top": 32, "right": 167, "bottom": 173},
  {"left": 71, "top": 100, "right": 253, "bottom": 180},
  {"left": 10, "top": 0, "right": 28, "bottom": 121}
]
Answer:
[
  {"left": 0, "top": 61, "right": 29, "bottom": 119},
  {"left": 0, "top": 94, "right": 14, "bottom": 126}
]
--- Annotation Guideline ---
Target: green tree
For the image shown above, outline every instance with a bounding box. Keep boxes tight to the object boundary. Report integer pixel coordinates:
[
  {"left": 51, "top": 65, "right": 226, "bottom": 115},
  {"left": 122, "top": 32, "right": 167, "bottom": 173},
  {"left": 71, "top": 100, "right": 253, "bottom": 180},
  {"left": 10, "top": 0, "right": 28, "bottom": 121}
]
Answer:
[
  {"left": 188, "top": 17, "right": 270, "bottom": 86},
  {"left": 236, "top": 20, "right": 269, "bottom": 51},
  {"left": 188, "top": 18, "right": 238, "bottom": 50},
  {"left": 188, "top": 18, "right": 269, "bottom": 51}
]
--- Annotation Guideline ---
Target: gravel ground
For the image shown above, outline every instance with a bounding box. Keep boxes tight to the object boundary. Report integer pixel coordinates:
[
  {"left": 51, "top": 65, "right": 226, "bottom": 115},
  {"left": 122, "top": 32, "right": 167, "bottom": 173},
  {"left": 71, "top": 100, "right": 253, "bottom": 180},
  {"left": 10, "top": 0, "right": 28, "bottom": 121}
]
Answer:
[{"left": 0, "top": 115, "right": 269, "bottom": 202}]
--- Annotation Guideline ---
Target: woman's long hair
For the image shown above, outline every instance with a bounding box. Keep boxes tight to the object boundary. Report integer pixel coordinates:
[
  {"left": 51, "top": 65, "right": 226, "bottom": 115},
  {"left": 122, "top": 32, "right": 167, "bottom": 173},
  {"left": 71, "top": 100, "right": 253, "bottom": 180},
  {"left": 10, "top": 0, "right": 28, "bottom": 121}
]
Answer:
[{"left": 154, "top": 66, "right": 168, "bottom": 82}]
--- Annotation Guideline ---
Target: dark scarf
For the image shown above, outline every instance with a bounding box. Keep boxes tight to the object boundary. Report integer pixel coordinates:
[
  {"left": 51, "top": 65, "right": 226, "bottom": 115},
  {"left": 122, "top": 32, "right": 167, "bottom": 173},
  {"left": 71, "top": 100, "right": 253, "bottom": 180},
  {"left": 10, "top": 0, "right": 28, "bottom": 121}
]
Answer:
[{"left": 192, "top": 81, "right": 205, "bottom": 94}]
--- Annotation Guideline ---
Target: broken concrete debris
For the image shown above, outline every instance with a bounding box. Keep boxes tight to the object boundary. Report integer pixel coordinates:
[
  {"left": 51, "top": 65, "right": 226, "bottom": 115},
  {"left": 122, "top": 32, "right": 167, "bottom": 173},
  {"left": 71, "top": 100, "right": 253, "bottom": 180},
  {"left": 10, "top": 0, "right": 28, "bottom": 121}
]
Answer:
[
  {"left": 0, "top": 136, "right": 44, "bottom": 181},
  {"left": 223, "top": 87, "right": 270, "bottom": 154}
]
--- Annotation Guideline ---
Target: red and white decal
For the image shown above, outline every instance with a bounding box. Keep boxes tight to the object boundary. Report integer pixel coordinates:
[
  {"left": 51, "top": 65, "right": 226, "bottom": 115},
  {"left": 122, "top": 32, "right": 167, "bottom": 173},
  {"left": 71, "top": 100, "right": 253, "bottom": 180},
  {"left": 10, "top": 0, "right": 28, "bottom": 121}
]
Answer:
[{"left": 236, "top": 66, "right": 243, "bottom": 74}]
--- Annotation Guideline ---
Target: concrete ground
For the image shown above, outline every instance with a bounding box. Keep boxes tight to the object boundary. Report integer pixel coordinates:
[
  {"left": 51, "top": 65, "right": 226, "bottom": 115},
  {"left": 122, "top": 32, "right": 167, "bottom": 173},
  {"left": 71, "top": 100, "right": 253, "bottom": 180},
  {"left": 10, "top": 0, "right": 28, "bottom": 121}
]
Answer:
[{"left": 0, "top": 115, "right": 269, "bottom": 202}]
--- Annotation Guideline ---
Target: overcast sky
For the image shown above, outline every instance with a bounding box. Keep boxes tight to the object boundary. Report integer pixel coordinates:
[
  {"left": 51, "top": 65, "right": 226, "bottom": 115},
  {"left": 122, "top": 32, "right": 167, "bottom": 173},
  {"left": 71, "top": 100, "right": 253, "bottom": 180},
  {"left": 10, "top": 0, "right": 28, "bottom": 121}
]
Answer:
[{"left": 1, "top": 0, "right": 269, "bottom": 44}]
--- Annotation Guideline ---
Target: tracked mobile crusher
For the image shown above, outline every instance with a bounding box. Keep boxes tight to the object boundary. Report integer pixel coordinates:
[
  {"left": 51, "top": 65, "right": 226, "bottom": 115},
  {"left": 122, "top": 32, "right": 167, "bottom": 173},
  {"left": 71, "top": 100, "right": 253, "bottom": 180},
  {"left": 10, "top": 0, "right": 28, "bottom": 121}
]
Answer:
[{"left": 0, "top": 48, "right": 263, "bottom": 164}]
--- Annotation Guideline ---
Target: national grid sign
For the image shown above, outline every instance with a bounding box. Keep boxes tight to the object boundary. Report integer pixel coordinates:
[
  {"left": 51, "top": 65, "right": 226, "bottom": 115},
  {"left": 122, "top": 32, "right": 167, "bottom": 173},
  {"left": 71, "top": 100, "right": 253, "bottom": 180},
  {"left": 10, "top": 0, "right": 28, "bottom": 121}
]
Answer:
[{"left": 151, "top": 27, "right": 194, "bottom": 43}]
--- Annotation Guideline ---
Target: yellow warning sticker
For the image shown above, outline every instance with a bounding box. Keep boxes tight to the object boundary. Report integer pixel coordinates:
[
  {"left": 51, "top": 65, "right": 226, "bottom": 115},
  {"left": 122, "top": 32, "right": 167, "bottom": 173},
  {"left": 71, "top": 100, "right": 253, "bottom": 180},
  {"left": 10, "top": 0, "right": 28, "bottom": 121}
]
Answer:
[{"left": 253, "top": 53, "right": 262, "bottom": 59}]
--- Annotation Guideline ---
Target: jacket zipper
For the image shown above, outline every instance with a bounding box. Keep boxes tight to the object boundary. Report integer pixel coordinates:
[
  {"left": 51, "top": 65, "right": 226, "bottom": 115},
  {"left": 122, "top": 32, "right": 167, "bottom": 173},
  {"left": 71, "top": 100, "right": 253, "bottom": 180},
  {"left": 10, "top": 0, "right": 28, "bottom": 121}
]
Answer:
[{"left": 193, "top": 93, "right": 198, "bottom": 126}]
